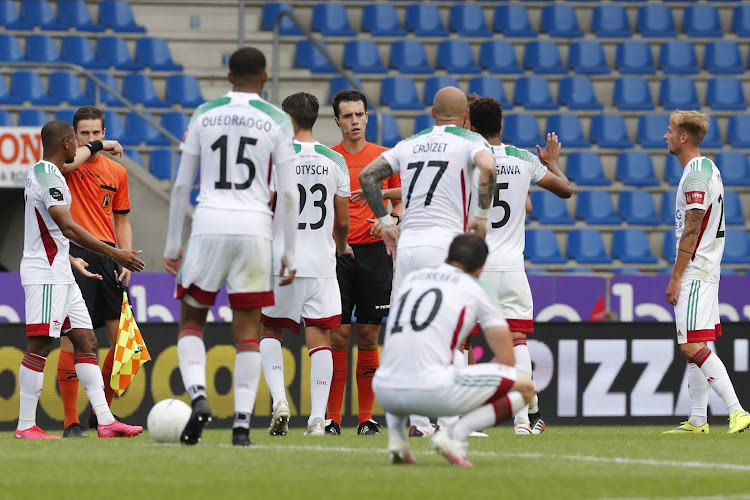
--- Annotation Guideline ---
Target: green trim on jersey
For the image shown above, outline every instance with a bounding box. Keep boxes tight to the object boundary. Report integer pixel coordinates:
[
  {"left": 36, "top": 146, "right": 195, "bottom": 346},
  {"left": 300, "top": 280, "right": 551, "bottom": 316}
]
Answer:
[
  {"left": 294, "top": 143, "right": 302, "bottom": 154},
  {"left": 504, "top": 145, "right": 538, "bottom": 164},
  {"left": 683, "top": 157, "right": 713, "bottom": 193},
  {"left": 189, "top": 96, "right": 231, "bottom": 125},
  {"left": 248, "top": 99, "right": 293, "bottom": 137},
  {"left": 33, "top": 162, "right": 61, "bottom": 189},
  {"left": 402, "top": 127, "right": 434, "bottom": 142},
  {"left": 314, "top": 144, "right": 348, "bottom": 174}
]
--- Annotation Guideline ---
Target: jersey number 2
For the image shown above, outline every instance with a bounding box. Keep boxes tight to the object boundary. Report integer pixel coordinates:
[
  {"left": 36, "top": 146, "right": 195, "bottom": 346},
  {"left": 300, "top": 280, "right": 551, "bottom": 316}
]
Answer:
[
  {"left": 212, "top": 135, "right": 256, "bottom": 190},
  {"left": 297, "top": 183, "right": 327, "bottom": 230}
]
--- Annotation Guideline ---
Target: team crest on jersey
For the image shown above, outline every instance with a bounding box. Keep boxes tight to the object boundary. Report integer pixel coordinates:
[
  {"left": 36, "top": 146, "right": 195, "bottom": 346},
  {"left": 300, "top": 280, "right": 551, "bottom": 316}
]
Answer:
[
  {"left": 49, "top": 188, "right": 63, "bottom": 201},
  {"left": 685, "top": 191, "right": 704, "bottom": 204},
  {"left": 102, "top": 193, "right": 111, "bottom": 208}
]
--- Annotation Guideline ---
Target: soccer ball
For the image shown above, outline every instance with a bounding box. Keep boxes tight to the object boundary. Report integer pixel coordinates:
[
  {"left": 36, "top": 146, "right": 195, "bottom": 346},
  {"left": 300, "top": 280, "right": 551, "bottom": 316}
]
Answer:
[{"left": 147, "top": 399, "right": 192, "bottom": 443}]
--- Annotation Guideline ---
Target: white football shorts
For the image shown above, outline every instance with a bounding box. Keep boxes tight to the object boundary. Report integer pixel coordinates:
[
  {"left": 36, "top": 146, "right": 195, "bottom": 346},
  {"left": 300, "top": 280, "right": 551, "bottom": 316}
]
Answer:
[
  {"left": 480, "top": 270, "right": 534, "bottom": 333},
  {"left": 261, "top": 276, "right": 342, "bottom": 334},
  {"left": 393, "top": 245, "right": 448, "bottom": 294},
  {"left": 24, "top": 283, "right": 93, "bottom": 338},
  {"left": 674, "top": 279, "right": 721, "bottom": 344}
]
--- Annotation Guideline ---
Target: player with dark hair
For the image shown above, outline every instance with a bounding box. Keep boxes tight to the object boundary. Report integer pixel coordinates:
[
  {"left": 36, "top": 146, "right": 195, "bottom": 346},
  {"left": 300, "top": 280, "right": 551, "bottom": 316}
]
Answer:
[
  {"left": 325, "top": 89, "right": 402, "bottom": 435},
  {"left": 163, "top": 46, "right": 299, "bottom": 446},
  {"left": 17, "top": 120, "right": 144, "bottom": 439},
  {"left": 260, "top": 92, "right": 353, "bottom": 436}
]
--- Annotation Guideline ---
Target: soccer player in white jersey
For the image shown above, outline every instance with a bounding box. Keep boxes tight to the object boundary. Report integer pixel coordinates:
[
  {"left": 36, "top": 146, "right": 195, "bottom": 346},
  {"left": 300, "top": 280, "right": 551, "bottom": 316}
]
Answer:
[
  {"left": 467, "top": 97, "right": 572, "bottom": 435},
  {"left": 373, "top": 234, "right": 534, "bottom": 467},
  {"left": 18, "top": 120, "right": 145, "bottom": 439},
  {"left": 662, "top": 110, "right": 750, "bottom": 434},
  {"left": 163, "top": 47, "right": 299, "bottom": 446},
  {"left": 259, "top": 92, "right": 353, "bottom": 437}
]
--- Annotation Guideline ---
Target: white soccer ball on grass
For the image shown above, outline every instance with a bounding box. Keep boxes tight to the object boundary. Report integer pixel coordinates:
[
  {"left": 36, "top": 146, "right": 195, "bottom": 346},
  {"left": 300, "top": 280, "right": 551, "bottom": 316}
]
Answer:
[{"left": 147, "top": 398, "right": 192, "bottom": 443}]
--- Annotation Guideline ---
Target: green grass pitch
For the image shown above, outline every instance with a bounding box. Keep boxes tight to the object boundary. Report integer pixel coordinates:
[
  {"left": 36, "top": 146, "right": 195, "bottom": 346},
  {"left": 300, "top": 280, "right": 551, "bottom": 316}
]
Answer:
[{"left": 1, "top": 425, "right": 749, "bottom": 500}]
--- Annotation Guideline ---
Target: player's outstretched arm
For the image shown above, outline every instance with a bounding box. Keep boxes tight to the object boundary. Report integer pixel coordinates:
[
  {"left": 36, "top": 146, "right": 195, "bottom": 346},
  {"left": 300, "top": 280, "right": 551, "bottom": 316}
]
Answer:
[
  {"left": 360, "top": 155, "right": 399, "bottom": 256},
  {"left": 666, "top": 208, "right": 705, "bottom": 305},
  {"left": 49, "top": 205, "right": 144, "bottom": 272},
  {"left": 69, "top": 256, "right": 103, "bottom": 280},
  {"left": 535, "top": 133, "right": 572, "bottom": 199},
  {"left": 58, "top": 140, "right": 124, "bottom": 174},
  {"left": 484, "top": 325, "right": 515, "bottom": 367},
  {"left": 275, "top": 155, "right": 299, "bottom": 285}
]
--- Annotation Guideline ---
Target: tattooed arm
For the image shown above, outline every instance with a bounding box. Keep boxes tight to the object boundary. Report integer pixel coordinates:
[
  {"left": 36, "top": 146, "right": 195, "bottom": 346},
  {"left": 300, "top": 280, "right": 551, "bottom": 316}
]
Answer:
[
  {"left": 666, "top": 208, "right": 705, "bottom": 305},
  {"left": 467, "top": 149, "right": 497, "bottom": 239},
  {"left": 359, "top": 155, "right": 399, "bottom": 257}
]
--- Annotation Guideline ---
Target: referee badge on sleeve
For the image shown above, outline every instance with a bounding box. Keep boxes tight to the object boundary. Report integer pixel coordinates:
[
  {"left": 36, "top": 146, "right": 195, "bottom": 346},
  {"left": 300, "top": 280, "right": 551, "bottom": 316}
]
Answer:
[{"left": 102, "top": 193, "right": 111, "bottom": 208}]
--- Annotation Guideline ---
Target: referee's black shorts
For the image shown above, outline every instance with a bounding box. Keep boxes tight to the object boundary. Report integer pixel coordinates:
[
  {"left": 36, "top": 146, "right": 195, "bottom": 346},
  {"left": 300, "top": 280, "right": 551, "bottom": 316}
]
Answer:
[
  {"left": 69, "top": 242, "right": 123, "bottom": 329},
  {"left": 336, "top": 241, "right": 393, "bottom": 325}
]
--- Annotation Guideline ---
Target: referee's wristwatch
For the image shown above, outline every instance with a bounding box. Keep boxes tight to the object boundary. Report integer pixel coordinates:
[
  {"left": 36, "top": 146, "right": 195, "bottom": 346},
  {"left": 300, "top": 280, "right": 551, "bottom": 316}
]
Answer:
[{"left": 390, "top": 212, "right": 401, "bottom": 225}]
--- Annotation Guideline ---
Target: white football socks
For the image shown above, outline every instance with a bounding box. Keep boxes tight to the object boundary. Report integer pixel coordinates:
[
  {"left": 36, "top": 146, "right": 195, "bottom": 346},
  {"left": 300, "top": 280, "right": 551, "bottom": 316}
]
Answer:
[
  {"left": 260, "top": 338, "right": 286, "bottom": 406},
  {"left": 17, "top": 353, "right": 45, "bottom": 431},
  {"left": 309, "top": 347, "right": 332, "bottom": 427},
  {"left": 234, "top": 350, "right": 261, "bottom": 430},
  {"left": 178, "top": 335, "right": 207, "bottom": 402},
  {"left": 75, "top": 353, "right": 114, "bottom": 425},
  {"left": 696, "top": 348, "right": 743, "bottom": 415},
  {"left": 513, "top": 342, "right": 532, "bottom": 424},
  {"left": 687, "top": 361, "right": 709, "bottom": 427}
]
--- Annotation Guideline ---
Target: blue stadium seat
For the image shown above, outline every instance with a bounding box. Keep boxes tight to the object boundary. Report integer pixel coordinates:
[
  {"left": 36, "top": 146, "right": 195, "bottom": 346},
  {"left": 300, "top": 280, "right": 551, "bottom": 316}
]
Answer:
[
  {"left": 659, "top": 77, "right": 700, "bottom": 111},
  {"left": 0, "top": 109, "right": 13, "bottom": 125},
  {"left": 405, "top": 4, "right": 448, "bottom": 37},
  {"left": 479, "top": 41, "right": 522, "bottom": 74},
  {"left": 414, "top": 113, "right": 436, "bottom": 134},
  {"left": 380, "top": 77, "right": 423, "bottom": 111},
  {"left": 591, "top": 5, "right": 631, "bottom": 38},
  {"left": 558, "top": 76, "right": 603, "bottom": 110},
  {"left": 493, "top": 5, "right": 537, "bottom": 38},
  {"left": 706, "top": 77, "right": 746, "bottom": 111},
  {"left": 562, "top": 268, "right": 595, "bottom": 274},
  {"left": 343, "top": 40, "right": 387, "bottom": 74},
  {"left": 468, "top": 77, "right": 511, "bottom": 109},
  {"left": 659, "top": 41, "right": 699, "bottom": 75},
  {"left": 0, "top": 76, "right": 21, "bottom": 105},
  {"left": 190, "top": 188, "right": 199, "bottom": 206},
  {"left": 54, "top": 109, "right": 76, "bottom": 123},
  {"left": 124, "top": 149, "right": 144, "bottom": 167},
  {"left": 57, "top": 0, "right": 104, "bottom": 32},
  {"left": 18, "top": 109, "right": 50, "bottom": 127},
  {"left": 610, "top": 268, "right": 642, "bottom": 275},
  {"left": 25, "top": 34, "right": 60, "bottom": 63},
  {"left": 86, "top": 72, "right": 122, "bottom": 107},
  {"left": 135, "top": 37, "right": 183, "bottom": 71},
  {"left": 723, "top": 229, "right": 750, "bottom": 264},
  {"left": 732, "top": 5, "right": 750, "bottom": 37},
  {"left": 663, "top": 156, "right": 683, "bottom": 187},
  {"left": 260, "top": 3, "right": 301, "bottom": 35},
  {"left": 615, "top": 152, "right": 660, "bottom": 186},
  {"left": 424, "top": 76, "right": 460, "bottom": 106},
  {"left": 546, "top": 114, "right": 589, "bottom": 148},
  {"left": 103, "top": 111, "right": 129, "bottom": 144},
  {"left": 328, "top": 76, "right": 363, "bottom": 104},
  {"left": 568, "top": 40, "right": 609, "bottom": 75},
  {"left": 618, "top": 191, "right": 659, "bottom": 226},
  {"left": 514, "top": 76, "right": 558, "bottom": 110},
  {"left": 11, "top": 71, "right": 58, "bottom": 105},
  {"left": 295, "top": 40, "right": 336, "bottom": 73},
  {"left": 576, "top": 191, "right": 620, "bottom": 225},
  {"left": 660, "top": 191, "right": 677, "bottom": 224},
  {"left": 0, "top": 0, "right": 31, "bottom": 30},
  {"left": 523, "top": 41, "right": 566, "bottom": 74},
  {"left": 161, "top": 112, "right": 189, "bottom": 142},
  {"left": 525, "top": 229, "right": 567, "bottom": 264},
  {"left": 126, "top": 112, "right": 168, "bottom": 146},
  {"left": 389, "top": 40, "right": 433, "bottom": 74},
  {"left": 436, "top": 40, "right": 481, "bottom": 74},
  {"left": 715, "top": 152, "right": 750, "bottom": 186},
  {"left": 727, "top": 114, "right": 750, "bottom": 148},
  {"left": 636, "top": 5, "right": 677, "bottom": 38},
  {"left": 612, "top": 229, "right": 658, "bottom": 264},
  {"left": 540, "top": 4, "right": 583, "bottom": 37},
  {"left": 566, "top": 152, "right": 611, "bottom": 186},
  {"left": 96, "top": 36, "right": 144, "bottom": 71},
  {"left": 98, "top": 0, "right": 146, "bottom": 32},
  {"left": 503, "top": 114, "right": 542, "bottom": 149},
  {"left": 590, "top": 114, "right": 633, "bottom": 148},
  {"left": 362, "top": 4, "right": 404, "bottom": 37},
  {"left": 20, "top": 0, "right": 67, "bottom": 30},
  {"left": 636, "top": 114, "right": 669, "bottom": 148},
  {"left": 48, "top": 72, "right": 88, "bottom": 106},
  {"left": 724, "top": 191, "right": 745, "bottom": 226},
  {"left": 166, "top": 74, "right": 204, "bottom": 108},
  {"left": 703, "top": 41, "right": 744, "bottom": 75},
  {"left": 613, "top": 77, "right": 654, "bottom": 111},
  {"left": 149, "top": 149, "right": 179, "bottom": 180},
  {"left": 530, "top": 191, "right": 574, "bottom": 225},
  {"left": 683, "top": 4, "right": 723, "bottom": 38},
  {"left": 566, "top": 229, "right": 613, "bottom": 264},
  {"left": 123, "top": 74, "right": 170, "bottom": 108},
  {"left": 61, "top": 35, "right": 106, "bottom": 69},
  {"left": 722, "top": 268, "right": 739, "bottom": 276},
  {"left": 615, "top": 41, "right": 655, "bottom": 75},
  {"left": 449, "top": 4, "right": 491, "bottom": 37},
  {"left": 663, "top": 231, "right": 676, "bottom": 264},
  {"left": 312, "top": 3, "right": 355, "bottom": 36},
  {"left": 365, "top": 113, "right": 402, "bottom": 148}
]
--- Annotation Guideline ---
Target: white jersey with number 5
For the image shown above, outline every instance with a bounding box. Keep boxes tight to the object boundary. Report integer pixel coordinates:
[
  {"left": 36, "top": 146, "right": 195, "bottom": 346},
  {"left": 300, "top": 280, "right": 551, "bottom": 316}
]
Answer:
[
  {"left": 375, "top": 263, "right": 508, "bottom": 389},
  {"left": 270, "top": 141, "right": 351, "bottom": 277},
  {"left": 380, "top": 125, "right": 491, "bottom": 250},
  {"left": 482, "top": 144, "right": 547, "bottom": 271},
  {"left": 181, "top": 91, "right": 295, "bottom": 238},
  {"left": 675, "top": 156, "right": 725, "bottom": 283}
]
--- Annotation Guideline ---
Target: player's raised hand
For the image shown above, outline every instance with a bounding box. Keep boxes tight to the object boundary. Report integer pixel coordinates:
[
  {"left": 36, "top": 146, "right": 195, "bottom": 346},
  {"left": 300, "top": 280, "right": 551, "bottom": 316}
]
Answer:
[
  {"left": 102, "top": 140, "right": 123, "bottom": 157},
  {"left": 536, "top": 132, "right": 561, "bottom": 167},
  {"left": 70, "top": 256, "right": 102, "bottom": 280},
  {"left": 467, "top": 216, "right": 487, "bottom": 239},
  {"left": 113, "top": 248, "right": 145, "bottom": 273}
]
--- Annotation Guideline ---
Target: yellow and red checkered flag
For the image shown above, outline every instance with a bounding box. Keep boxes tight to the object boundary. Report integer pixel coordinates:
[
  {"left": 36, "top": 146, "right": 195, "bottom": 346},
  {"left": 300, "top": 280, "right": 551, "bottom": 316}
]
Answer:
[{"left": 111, "top": 289, "right": 151, "bottom": 396}]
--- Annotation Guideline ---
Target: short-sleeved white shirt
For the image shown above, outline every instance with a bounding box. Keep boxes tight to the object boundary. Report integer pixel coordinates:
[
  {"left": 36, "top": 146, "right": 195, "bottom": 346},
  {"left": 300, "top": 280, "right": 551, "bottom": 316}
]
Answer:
[
  {"left": 181, "top": 91, "right": 295, "bottom": 239},
  {"left": 380, "top": 125, "right": 491, "bottom": 250},
  {"left": 375, "top": 263, "right": 507, "bottom": 389},
  {"left": 21, "top": 161, "right": 75, "bottom": 285},
  {"left": 271, "top": 141, "right": 351, "bottom": 277},
  {"left": 675, "top": 156, "right": 725, "bottom": 282}
]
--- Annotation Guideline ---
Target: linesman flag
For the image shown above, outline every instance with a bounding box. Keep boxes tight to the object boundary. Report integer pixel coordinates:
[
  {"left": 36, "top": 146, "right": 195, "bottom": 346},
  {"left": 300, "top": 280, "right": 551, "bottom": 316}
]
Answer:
[{"left": 111, "top": 289, "right": 151, "bottom": 396}]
